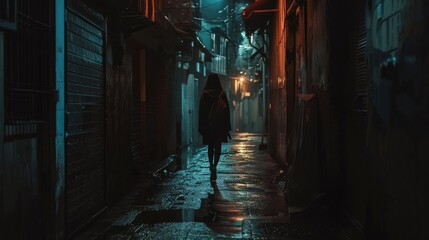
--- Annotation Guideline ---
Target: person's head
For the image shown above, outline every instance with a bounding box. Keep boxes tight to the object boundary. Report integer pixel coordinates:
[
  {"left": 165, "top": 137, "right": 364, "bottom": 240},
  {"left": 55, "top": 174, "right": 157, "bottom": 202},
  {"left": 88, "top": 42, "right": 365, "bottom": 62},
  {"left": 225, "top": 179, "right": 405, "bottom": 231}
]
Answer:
[{"left": 205, "top": 73, "right": 223, "bottom": 90}]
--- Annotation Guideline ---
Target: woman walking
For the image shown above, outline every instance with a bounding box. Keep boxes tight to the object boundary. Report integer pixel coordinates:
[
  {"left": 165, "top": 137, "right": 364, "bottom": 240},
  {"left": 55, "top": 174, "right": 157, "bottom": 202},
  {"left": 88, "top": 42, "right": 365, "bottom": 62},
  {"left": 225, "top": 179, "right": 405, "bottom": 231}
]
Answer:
[{"left": 198, "top": 73, "right": 231, "bottom": 181}]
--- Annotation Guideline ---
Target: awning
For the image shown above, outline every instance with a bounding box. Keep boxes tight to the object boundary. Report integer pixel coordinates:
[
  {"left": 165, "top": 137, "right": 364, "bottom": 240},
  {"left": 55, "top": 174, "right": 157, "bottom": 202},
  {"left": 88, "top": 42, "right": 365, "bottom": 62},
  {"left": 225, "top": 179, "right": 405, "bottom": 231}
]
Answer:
[{"left": 242, "top": 0, "right": 276, "bottom": 35}]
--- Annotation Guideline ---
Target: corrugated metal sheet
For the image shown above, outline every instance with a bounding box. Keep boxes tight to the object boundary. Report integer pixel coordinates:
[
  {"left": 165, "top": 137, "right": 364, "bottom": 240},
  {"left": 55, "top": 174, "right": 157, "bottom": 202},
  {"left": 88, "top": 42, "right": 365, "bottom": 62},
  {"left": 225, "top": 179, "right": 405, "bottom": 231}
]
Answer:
[
  {"left": 65, "top": 2, "right": 106, "bottom": 236},
  {"left": 355, "top": 9, "right": 368, "bottom": 112}
]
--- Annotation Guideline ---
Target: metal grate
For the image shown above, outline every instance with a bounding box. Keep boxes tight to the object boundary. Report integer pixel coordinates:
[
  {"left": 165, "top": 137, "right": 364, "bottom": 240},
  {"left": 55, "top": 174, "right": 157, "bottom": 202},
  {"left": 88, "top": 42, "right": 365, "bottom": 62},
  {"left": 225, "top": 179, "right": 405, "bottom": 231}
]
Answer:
[{"left": 4, "top": 0, "right": 51, "bottom": 125}]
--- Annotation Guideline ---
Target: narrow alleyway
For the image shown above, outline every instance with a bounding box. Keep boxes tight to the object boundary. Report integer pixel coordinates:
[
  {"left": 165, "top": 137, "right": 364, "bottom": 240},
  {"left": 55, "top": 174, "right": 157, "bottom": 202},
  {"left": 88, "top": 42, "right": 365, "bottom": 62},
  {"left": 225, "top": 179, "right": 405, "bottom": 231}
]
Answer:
[
  {"left": 75, "top": 133, "right": 348, "bottom": 240},
  {"left": 2, "top": 0, "right": 429, "bottom": 239}
]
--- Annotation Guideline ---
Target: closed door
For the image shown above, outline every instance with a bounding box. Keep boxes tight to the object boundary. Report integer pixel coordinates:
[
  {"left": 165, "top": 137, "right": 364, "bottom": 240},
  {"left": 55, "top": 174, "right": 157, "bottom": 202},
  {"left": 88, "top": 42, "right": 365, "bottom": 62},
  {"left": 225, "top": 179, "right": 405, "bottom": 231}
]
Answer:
[{"left": 65, "top": 1, "right": 106, "bottom": 236}]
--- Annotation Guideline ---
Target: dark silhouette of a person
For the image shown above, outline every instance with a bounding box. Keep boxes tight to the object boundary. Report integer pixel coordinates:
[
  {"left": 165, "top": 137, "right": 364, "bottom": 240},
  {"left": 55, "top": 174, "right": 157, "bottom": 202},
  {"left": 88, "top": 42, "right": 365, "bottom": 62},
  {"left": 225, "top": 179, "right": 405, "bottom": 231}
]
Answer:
[{"left": 198, "top": 73, "right": 231, "bottom": 181}]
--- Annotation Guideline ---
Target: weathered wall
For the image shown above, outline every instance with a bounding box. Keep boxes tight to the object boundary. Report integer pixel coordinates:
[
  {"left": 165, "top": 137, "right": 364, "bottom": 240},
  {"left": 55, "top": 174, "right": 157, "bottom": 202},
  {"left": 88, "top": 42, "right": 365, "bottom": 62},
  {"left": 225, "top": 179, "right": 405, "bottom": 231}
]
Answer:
[
  {"left": 131, "top": 47, "right": 143, "bottom": 174},
  {"left": 2, "top": 139, "right": 44, "bottom": 238},
  {"left": 105, "top": 37, "right": 134, "bottom": 202},
  {"left": 285, "top": 0, "right": 368, "bottom": 221},
  {"left": 328, "top": 0, "right": 429, "bottom": 238},
  {"left": 145, "top": 48, "right": 177, "bottom": 161},
  {"left": 0, "top": 0, "right": 54, "bottom": 237},
  {"left": 364, "top": 0, "right": 429, "bottom": 238},
  {"left": 0, "top": 34, "right": 3, "bottom": 231},
  {"left": 307, "top": 0, "right": 369, "bottom": 234},
  {"left": 268, "top": 0, "right": 287, "bottom": 165},
  {"left": 287, "top": 0, "right": 429, "bottom": 238},
  {"left": 309, "top": 0, "right": 339, "bottom": 198},
  {"left": 283, "top": 0, "right": 336, "bottom": 205}
]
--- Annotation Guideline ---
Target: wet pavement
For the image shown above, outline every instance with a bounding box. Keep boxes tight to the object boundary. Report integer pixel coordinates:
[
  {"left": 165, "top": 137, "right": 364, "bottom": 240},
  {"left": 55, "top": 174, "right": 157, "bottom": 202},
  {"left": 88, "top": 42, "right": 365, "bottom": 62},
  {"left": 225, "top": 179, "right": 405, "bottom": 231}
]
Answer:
[{"left": 75, "top": 133, "right": 352, "bottom": 239}]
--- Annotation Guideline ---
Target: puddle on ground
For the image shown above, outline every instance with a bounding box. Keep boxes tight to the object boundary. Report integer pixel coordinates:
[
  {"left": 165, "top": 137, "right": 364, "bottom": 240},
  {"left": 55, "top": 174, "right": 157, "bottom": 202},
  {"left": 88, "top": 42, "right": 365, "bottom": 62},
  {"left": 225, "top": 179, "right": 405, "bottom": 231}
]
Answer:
[
  {"left": 106, "top": 183, "right": 247, "bottom": 237},
  {"left": 133, "top": 209, "right": 202, "bottom": 224}
]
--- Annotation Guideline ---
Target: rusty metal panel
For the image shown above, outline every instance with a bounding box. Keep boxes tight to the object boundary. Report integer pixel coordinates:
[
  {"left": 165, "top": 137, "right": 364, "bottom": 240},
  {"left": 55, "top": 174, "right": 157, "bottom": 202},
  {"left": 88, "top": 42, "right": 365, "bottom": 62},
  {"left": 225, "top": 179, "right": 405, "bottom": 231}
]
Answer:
[{"left": 65, "top": 3, "right": 106, "bottom": 237}]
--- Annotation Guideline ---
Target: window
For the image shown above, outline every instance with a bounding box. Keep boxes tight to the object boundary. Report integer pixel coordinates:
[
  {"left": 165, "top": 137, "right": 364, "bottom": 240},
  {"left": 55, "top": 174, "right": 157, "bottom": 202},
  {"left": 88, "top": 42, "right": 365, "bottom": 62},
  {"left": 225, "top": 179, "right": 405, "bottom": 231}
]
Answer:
[
  {"left": 211, "top": 33, "right": 216, "bottom": 52},
  {"left": 220, "top": 37, "right": 226, "bottom": 56},
  {"left": 4, "top": 0, "right": 51, "bottom": 126}
]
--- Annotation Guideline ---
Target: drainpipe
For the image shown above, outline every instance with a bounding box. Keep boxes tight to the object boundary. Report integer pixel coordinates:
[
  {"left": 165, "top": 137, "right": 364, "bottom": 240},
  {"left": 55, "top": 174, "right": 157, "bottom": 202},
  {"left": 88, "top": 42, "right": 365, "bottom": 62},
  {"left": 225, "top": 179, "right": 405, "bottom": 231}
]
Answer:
[
  {"left": 260, "top": 50, "right": 267, "bottom": 149},
  {"left": 0, "top": 32, "right": 4, "bottom": 193},
  {"left": 55, "top": 0, "right": 66, "bottom": 238}
]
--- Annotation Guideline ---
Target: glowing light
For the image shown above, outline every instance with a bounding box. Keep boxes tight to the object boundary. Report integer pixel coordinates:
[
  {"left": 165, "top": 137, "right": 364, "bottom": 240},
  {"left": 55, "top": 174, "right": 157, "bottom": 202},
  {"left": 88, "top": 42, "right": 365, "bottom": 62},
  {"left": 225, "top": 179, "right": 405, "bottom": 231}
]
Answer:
[
  {"left": 232, "top": 216, "right": 246, "bottom": 221},
  {"left": 239, "top": 77, "right": 244, "bottom": 82}
]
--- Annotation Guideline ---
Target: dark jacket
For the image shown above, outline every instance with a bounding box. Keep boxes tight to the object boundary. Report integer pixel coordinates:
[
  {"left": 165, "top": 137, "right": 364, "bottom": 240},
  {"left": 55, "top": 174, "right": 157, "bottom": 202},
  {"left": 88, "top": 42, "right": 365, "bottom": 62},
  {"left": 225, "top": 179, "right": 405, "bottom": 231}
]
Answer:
[{"left": 198, "top": 88, "right": 231, "bottom": 144}]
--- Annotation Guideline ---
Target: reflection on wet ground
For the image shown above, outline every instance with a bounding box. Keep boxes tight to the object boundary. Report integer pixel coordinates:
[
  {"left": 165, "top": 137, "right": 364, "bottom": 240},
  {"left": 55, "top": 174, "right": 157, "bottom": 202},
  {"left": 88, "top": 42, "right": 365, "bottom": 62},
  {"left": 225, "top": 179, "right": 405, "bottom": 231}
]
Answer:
[{"left": 76, "top": 133, "right": 287, "bottom": 239}]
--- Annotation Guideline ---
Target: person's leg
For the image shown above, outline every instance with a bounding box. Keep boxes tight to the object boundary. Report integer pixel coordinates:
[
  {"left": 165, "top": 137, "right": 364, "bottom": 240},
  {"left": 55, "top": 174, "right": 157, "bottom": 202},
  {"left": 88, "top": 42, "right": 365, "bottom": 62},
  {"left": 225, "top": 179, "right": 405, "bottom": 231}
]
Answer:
[
  {"left": 208, "top": 143, "right": 214, "bottom": 167},
  {"left": 208, "top": 142, "right": 216, "bottom": 181},
  {"left": 209, "top": 141, "right": 222, "bottom": 181},
  {"left": 213, "top": 141, "right": 222, "bottom": 167}
]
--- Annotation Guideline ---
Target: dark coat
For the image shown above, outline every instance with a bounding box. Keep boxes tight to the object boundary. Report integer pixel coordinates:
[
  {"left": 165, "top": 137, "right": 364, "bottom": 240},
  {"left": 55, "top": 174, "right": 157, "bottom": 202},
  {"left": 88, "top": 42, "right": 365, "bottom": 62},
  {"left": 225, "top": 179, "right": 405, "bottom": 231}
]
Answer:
[{"left": 198, "top": 88, "right": 231, "bottom": 145}]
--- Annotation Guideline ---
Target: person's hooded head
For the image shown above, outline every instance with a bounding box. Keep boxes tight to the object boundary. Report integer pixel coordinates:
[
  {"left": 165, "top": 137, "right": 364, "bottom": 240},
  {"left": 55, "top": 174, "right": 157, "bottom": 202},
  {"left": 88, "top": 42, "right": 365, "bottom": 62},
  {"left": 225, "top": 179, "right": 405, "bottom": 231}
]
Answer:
[{"left": 204, "top": 73, "right": 223, "bottom": 90}]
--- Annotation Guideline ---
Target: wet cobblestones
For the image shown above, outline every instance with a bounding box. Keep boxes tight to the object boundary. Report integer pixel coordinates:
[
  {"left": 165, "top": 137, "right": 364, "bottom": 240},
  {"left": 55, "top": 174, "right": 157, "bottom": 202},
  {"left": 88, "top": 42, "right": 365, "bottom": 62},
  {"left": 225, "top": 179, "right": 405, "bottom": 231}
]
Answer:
[{"left": 75, "top": 133, "right": 350, "bottom": 239}]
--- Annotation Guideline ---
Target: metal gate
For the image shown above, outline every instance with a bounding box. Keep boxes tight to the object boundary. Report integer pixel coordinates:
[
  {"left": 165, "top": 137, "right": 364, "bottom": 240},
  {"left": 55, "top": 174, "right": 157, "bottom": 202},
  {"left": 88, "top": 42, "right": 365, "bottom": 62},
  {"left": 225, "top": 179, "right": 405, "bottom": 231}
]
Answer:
[{"left": 65, "top": 0, "right": 106, "bottom": 236}]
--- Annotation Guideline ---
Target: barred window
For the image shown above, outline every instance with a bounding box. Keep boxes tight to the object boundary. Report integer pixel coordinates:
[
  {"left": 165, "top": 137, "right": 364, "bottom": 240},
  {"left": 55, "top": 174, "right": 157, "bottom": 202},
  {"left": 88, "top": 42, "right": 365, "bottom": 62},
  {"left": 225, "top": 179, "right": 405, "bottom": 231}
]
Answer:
[{"left": 4, "top": 0, "right": 51, "bottom": 128}]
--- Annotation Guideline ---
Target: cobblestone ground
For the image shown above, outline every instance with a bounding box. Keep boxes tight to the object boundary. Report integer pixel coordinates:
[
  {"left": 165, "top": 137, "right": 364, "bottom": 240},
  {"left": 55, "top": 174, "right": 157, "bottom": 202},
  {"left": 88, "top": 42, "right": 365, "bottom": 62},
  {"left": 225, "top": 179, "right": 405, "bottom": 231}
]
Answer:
[{"left": 76, "top": 133, "right": 349, "bottom": 240}]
